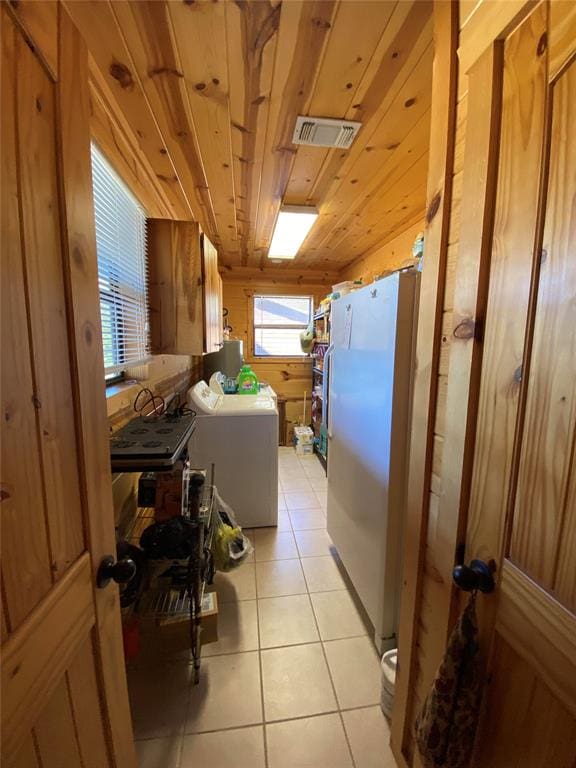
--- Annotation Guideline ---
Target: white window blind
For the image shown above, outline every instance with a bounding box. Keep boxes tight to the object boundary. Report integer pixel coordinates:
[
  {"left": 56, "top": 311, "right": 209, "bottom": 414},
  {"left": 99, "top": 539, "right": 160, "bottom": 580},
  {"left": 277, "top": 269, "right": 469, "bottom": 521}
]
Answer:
[
  {"left": 253, "top": 295, "right": 312, "bottom": 356},
  {"left": 91, "top": 144, "right": 150, "bottom": 375}
]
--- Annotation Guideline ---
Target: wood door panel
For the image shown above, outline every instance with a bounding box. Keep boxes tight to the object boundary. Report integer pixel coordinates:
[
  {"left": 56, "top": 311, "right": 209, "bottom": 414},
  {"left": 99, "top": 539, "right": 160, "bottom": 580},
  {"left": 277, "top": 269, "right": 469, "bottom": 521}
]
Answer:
[
  {"left": 1, "top": 555, "right": 93, "bottom": 758},
  {"left": 549, "top": 0, "right": 576, "bottom": 81},
  {"left": 497, "top": 562, "right": 576, "bottom": 717},
  {"left": 475, "top": 634, "right": 576, "bottom": 768},
  {"left": 16, "top": 29, "right": 84, "bottom": 582},
  {"left": 34, "top": 678, "right": 84, "bottom": 768},
  {"left": 465, "top": 3, "right": 548, "bottom": 572},
  {"left": 2, "top": 7, "right": 135, "bottom": 765},
  {"left": 465, "top": 5, "right": 576, "bottom": 765},
  {"left": 66, "top": 634, "right": 111, "bottom": 768},
  {"left": 9, "top": 734, "right": 40, "bottom": 768},
  {"left": 510, "top": 60, "right": 576, "bottom": 600},
  {"left": 555, "top": 453, "right": 576, "bottom": 611},
  {"left": 1, "top": 13, "right": 53, "bottom": 631}
]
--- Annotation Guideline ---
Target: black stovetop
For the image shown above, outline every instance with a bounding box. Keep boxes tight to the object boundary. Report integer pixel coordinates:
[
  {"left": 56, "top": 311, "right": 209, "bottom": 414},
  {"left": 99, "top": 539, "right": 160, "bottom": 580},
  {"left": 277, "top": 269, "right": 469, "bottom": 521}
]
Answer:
[{"left": 110, "top": 413, "right": 196, "bottom": 472}]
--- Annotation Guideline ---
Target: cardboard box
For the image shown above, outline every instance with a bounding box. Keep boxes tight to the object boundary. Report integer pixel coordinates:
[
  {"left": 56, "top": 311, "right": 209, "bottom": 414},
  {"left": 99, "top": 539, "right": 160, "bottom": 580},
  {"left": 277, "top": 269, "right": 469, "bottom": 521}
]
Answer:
[
  {"left": 159, "top": 591, "right": 218, "bottom": 648},
  {"left": 295, "top": 443, "right": 314, "bottom": 455},
  {"left": 139, "top": 590, "right": 219, "bottom": 657}
]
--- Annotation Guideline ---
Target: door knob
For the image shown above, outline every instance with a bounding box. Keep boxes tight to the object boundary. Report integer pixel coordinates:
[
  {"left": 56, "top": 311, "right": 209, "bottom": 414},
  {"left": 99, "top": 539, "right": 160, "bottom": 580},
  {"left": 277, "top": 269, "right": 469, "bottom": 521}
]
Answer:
[
  {"left": 452, "top": 559, "right": 495, "bottom": 594},
  {"left": 97, "top": 555, "right": 137, "bottom": 589}
]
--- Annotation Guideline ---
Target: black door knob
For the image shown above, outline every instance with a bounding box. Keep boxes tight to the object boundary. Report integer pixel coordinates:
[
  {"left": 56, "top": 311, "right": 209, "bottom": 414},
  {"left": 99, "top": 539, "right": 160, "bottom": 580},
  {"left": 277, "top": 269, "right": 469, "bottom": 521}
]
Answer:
[
  {"left": 452, "top": 559, "right": 495, "bottom": 594},
  {"left": 97, "top": 555, "right": 137, "bottom": 589}
]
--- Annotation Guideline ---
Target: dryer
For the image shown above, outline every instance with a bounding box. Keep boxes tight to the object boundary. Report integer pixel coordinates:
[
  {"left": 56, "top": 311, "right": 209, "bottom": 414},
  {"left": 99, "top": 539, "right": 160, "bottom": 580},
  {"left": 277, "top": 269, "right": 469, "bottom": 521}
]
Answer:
[{"left": 187, "top": 381, "right": 278, "bottom": 528}]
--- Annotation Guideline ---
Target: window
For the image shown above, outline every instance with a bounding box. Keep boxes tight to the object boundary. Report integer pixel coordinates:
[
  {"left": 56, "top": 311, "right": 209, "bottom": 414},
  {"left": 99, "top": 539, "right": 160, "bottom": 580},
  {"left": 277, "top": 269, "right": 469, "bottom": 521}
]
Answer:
[
  {"left": 253, "top": 295, "right": 312, "bottom": 356},
  {"left": 91, "top": 144, "right": 150, "bottom": 377}
]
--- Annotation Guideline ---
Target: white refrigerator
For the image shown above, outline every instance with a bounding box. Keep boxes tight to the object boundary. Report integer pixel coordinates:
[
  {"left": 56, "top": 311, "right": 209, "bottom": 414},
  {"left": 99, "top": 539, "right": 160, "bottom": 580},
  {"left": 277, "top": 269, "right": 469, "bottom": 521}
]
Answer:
[{"left": 326, "top": 271, "right": 419, "bottom": 650}]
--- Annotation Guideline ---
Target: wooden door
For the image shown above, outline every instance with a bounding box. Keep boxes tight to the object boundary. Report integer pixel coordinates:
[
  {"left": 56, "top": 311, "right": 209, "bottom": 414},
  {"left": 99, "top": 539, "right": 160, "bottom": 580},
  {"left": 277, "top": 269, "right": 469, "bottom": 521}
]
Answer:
[
  {"left": 455, "top": 3, "right": 576, "bottom": 763},
  {"left": 1, "top": 5, "right": 136, "bottom": 766}
]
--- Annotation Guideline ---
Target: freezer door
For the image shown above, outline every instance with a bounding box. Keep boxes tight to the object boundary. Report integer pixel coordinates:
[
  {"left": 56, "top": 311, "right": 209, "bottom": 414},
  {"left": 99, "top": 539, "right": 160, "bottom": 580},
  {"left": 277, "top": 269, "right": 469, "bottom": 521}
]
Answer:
[{"left": 327, "top": 273, "right": 417, "bottom": 644}]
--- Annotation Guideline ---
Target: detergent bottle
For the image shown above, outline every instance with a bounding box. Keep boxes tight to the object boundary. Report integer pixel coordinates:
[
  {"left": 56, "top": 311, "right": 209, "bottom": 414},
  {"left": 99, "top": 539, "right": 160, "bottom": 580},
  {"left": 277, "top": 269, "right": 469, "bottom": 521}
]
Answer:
[{"left": 236, "top": 364, "right": 259, "bottom": 395}]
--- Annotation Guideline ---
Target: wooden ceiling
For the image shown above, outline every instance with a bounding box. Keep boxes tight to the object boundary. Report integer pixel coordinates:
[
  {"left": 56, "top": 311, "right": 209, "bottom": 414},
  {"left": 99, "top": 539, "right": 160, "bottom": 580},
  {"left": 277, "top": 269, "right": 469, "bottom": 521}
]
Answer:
[{"left": 66, "top": 1, "right": 433, "bottom": 273}]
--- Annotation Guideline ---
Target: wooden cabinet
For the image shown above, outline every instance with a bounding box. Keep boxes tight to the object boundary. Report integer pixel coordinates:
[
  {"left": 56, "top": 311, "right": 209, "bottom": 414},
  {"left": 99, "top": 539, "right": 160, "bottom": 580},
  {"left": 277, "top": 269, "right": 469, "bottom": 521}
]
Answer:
[
  {"left": 201, "top": 233, "right": 223, "bottom": 353},
  {"left": 148, "top": 220, "right": 222, "bottom": 355}
]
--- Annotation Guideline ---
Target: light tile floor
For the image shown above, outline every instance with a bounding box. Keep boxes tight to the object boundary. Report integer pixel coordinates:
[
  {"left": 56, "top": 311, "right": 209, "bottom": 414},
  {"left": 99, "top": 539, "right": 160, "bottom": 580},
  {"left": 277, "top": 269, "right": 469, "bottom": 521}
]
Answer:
[{"left": 132, "top": 447, "right": 397, "bottom": 768}]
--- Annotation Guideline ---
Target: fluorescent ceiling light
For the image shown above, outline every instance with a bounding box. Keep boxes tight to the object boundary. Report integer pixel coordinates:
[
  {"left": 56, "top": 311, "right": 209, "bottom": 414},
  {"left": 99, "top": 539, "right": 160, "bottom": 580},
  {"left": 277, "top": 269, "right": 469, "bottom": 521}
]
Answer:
[{"left": 268, "top": 205, "right": 318, "bottom": 260}]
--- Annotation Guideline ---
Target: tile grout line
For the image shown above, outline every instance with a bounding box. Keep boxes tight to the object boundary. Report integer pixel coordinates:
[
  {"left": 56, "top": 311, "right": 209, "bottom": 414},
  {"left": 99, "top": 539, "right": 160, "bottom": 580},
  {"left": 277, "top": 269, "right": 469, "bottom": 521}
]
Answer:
[
  {"left": 151, "top": 630, "right": 369, "bottom": 666},
  {"left": 299, "top": 455, "right": 358, "bottom": 768},
  {"left": 253, "top": 536, "right": 269, "bottom": 768},
  {"left": 133, "top": 702, "right": 382, "bottom": 743},
  {"left": 299, "top": 490, "right": 358, "bottom": 768}
]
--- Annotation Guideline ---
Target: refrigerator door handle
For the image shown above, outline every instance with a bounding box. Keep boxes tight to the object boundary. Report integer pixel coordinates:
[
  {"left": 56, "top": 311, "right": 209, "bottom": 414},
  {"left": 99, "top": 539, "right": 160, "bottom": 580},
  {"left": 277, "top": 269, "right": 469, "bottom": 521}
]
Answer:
[{"left": 322, "top": 343, "right": 335, "bottom": 438}]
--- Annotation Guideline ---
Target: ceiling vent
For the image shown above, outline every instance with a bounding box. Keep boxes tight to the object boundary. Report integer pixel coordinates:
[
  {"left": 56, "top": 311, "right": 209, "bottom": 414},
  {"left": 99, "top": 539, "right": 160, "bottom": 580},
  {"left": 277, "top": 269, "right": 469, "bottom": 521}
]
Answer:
[{"left": 292, "top": 116, "right": 362, "bottom": 149}]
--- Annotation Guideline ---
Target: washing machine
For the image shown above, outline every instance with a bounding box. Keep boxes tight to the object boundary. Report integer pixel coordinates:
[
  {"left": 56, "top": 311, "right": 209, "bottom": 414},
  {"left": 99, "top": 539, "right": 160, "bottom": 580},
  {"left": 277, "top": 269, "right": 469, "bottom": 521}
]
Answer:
[
  {"left": 208, "top": 371, "right": 278, "bottom": 406},
  {"left": 187, "top": 381, "right": 278, "bottom": 528}
]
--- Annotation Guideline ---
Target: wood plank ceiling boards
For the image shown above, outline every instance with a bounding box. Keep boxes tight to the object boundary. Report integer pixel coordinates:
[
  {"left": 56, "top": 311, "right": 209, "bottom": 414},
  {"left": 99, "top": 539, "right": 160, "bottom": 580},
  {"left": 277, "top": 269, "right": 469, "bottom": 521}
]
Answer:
[{"left": 64, "top": 1, "right": 433, "bottom": 273}]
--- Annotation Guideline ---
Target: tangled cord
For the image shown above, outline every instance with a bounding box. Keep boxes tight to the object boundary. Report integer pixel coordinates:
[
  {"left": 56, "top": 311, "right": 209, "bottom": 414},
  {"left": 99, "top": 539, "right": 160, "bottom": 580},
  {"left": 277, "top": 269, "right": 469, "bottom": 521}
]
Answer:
[
  {"left": 133, "top": 388, "right": 196, "bottom": 421},
  {"left": 133, "top": 387, "right": 166, "bottom": 419}
]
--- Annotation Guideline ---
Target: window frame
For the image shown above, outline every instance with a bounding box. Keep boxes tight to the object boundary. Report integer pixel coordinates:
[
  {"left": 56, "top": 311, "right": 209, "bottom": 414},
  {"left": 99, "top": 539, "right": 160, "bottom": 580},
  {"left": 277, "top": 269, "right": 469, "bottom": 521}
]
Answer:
[{"left": 251, "top": 293, "right": 313, "bottom": 359}]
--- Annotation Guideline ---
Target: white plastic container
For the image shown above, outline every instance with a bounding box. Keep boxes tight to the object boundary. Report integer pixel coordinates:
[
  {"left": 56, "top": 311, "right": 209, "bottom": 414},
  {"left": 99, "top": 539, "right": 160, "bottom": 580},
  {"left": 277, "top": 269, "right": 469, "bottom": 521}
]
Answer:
[
  {"left": 294, "top": 425, "right": 314, "bottom": 455},
  {"left": 294, "top": 425, "right": 314, "bottom": 445},
  {"left": 332, "top": 280, "right": 355, "bottom": 296},
  {"left": 380, "top": 649, "right": 397, "bottom": 719}
]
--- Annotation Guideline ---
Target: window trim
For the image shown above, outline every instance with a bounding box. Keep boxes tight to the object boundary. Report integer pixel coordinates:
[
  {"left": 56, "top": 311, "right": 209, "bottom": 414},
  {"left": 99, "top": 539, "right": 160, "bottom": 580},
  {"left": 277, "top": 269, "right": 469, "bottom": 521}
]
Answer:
[
  {"left": 105, "top": 371, "right": 125, "bottom": 387},
  {"left": 251, "top": 293, "right": 313, "bottom": 359}
]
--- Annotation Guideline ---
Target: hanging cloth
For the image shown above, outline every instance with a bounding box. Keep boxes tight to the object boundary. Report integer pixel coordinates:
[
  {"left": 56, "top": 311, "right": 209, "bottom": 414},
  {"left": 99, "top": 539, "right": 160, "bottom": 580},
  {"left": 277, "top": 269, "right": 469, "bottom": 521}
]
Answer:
[{"left": 414, "top": 596, "right": 482, "bottom": 768}]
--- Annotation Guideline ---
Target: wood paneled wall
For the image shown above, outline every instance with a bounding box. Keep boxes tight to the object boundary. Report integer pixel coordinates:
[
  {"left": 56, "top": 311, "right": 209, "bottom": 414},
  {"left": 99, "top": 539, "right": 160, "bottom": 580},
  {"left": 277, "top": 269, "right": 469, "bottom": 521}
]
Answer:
[
  {"left": 391, "top": 3, "right": 466, "bottom": 762},
  {"left": 339, "top": 220, "right": 424, "bottom": 284},
  {"left": 402, "top": 14, "right": 469, "bottom": 757},
  {"left": 222, "top": 274, "right": 333, "bottom": 430}
]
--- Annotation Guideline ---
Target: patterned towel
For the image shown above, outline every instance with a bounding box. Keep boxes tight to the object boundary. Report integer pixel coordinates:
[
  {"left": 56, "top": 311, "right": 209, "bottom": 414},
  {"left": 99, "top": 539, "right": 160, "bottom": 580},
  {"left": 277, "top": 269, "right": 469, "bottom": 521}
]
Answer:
[{"left": 414, "top": 596, "right": 482, "bottom": 768}]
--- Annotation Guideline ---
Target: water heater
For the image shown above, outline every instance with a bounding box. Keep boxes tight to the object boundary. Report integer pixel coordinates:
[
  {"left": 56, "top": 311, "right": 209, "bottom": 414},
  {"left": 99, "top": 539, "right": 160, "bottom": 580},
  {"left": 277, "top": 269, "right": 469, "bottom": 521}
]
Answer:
[{"left": 203, "top": 339, "right": 243, "bottom": 380}]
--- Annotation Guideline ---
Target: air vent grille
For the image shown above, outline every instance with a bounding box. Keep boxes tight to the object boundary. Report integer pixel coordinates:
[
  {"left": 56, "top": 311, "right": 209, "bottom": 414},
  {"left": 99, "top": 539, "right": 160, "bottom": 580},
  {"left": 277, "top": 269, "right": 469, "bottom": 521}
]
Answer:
[{"left": 293, "top": 116, "right": 361, "bottom": 149}]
